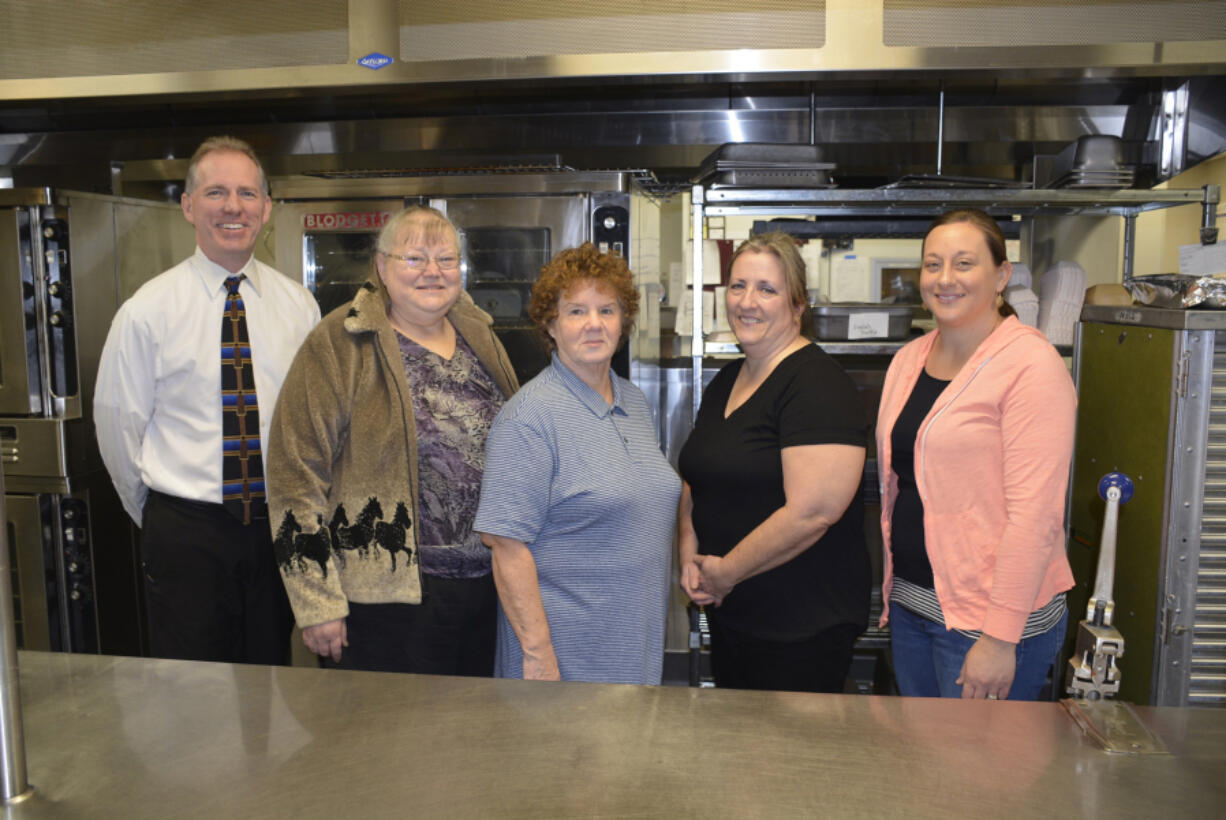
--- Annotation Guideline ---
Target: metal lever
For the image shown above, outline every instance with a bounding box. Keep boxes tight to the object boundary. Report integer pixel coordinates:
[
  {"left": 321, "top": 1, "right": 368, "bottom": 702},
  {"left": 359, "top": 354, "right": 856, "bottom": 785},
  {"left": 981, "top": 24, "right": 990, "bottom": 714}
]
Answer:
[{"left": 1066, "top": 472, "right": 1134, "bottom": 701}]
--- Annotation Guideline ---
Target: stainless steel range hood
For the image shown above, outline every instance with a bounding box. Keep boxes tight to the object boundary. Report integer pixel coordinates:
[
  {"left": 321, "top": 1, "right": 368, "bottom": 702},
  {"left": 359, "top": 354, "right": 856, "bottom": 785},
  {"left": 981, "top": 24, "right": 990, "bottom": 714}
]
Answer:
[
  {"left": 2, "top": 0, "right": 1223, "bottom": 99},
  {"left": 1, "top": 0, "right": 1224, "bottom": 192}
]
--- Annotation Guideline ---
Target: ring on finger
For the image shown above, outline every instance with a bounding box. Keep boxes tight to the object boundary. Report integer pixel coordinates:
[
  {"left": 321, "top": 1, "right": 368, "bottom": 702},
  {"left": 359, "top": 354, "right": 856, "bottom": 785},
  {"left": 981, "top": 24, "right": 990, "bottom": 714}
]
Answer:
[{"left": 986, "top": 693, "right": 999, "bottom": 700}]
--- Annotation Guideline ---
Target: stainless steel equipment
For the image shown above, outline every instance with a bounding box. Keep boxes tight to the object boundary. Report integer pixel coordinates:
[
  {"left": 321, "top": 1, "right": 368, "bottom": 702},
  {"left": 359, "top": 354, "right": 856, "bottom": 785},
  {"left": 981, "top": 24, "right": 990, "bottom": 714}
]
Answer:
[
  {"left": 1067, "top": 472, "right": 1134, "bottom": 700},
  {"left": 0, "top": 188, "right": 193, "bottom": 655},
  {"left": 270, "top": 173, "right": 636, "bottom": 384},
  {"left": 8, "top": 650, "right": 1226, "bottom": 817},
  {"left": 1038, "top": 135, "right": 1137, "bottom": 189},
  {"left": 0, "top": 466, "right": 32, "bottom": 804},
  {"left": 1070, "top": 305, "right": 1226, "bottom": 706},
  {"left": 811, "top": 303, "right": 914, "bottom": 341},
  {"left": 1062, "top": 473, "right": 1172, "bottom": 754}
]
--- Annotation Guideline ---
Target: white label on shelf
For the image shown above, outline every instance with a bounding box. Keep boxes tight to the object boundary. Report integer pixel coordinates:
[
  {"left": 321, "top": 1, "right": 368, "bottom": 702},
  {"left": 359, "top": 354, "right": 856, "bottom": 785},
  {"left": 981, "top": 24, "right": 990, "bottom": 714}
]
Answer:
[{"left": 847, "top": 312, "right": 890, "bottom": 340}]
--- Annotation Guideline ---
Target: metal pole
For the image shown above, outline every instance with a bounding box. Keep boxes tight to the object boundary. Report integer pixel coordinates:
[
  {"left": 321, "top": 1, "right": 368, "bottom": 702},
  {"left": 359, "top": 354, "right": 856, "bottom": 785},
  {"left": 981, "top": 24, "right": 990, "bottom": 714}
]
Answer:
[
  {"left": 0, "top": 466, "right": 32, "bottom": 804},
  {"left": 1202, "top": 184, "right": 1220, "bottom": 245},
  {"left": 691, "top": 184, "right": 705, "bottom": 423},
  {"left": 1122, "top": 214, "right": 1136, "bottom": 282},
  {"left": 809, "top": 86, "right": 817, "bottom": 147},
  {"left": 936, "top": 82, "right": 945, "bottom": 177}
]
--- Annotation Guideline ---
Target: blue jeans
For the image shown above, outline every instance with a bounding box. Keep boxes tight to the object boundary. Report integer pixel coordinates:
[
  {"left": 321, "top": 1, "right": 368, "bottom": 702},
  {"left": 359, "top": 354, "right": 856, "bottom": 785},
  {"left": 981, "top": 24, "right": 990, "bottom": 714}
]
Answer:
[{"left": 889, "top": 604, "right": 1068, "bottom": 700}]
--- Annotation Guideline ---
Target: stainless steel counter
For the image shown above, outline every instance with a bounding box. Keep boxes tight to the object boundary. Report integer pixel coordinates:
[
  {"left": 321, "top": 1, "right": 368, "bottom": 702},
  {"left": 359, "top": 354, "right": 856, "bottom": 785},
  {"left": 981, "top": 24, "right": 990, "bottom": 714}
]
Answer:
[{"left": 6, "top": 651, "right": 1225, "bottom": 818}]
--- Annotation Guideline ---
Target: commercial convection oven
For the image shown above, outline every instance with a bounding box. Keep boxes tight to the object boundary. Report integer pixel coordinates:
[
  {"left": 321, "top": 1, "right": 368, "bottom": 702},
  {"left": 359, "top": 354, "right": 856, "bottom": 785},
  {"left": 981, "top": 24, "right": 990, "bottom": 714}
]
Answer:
[
  {"left": 0, "top": 188, "right": 194, "bottom": 655},
  {"left": 269, "top": 173, "right": 637, "bottom": 385}
]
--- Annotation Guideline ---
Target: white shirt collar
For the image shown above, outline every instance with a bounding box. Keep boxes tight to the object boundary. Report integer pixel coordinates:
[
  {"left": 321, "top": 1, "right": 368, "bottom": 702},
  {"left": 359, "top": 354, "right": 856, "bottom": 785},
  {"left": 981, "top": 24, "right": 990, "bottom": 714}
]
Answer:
[{"left": 191, "top": 247, "right": 262, "bottom": 297}]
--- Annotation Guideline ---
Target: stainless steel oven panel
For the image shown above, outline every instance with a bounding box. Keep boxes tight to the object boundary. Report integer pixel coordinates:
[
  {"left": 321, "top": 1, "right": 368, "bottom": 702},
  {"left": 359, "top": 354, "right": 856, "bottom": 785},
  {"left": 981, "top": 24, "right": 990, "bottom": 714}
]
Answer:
[
  {"left": 0, "top": 205, "right": 43, "bottom": 415},
  {"left": 112, "top": 197, "right": 199, "bottom": 306},
  {"left": 67, "top": 469, "right": 143, "bottom": 657},
  {"left": 271, "top": 173, "right": 629, "bottom": 202},
  {"left": 4, "top": 492, "right": 54, "bottom": 651},
  {"left": 34, "top": 201, "right": 82, "bottom": 419},
  {"left": 273, "top": 199, "right": 403, "bottom": 289},
  {"left": 271, "top": 185, "right": 629, "bottom": 384},
  {"left": 0, "top": 197, "right": 85, "bottom": 420},
  {"left": 0, "top": 418, "right": 94, "bottom": 481},
  {"left": 441, "top": 195, "right": 589, "bottom": 268},
  {"left": 2, "top": 191, "right": 186, "bottom": 420},
  {"left": 467, "top": 285, "right": 526, "bottom": 320},
  {"left": 3, "top": 476, "right": 136, "bottom": 655},
  {"left": 61, "top": 192, "right": 193, "bottom": 422}
]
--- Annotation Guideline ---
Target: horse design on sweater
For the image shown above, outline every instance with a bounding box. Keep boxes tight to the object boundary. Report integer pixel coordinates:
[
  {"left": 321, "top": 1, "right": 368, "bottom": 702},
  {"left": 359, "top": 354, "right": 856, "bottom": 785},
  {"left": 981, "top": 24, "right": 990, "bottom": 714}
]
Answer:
[
  {"left": 275, "top": 497, "right": 414, "bottom": 575},
  {"left": 273, "top": 511, "right": 332, "bottom": 579},
  {"left": 334, "top": 497, "right": 382, "bottom": 559},
  {"left": 373, "top": 501, "right": 413, "bottom": 571}
]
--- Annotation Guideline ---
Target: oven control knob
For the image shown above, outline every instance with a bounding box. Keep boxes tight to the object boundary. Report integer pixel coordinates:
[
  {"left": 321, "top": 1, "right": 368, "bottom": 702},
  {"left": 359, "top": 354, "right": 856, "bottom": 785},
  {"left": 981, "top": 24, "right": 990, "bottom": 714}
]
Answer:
[
  {"left": 70, "top": 586, "right": 81, "bottom": 601},
  {"left": 67, "top": 561, "right": 80, "bottom": 573},
  {"left": 42, "top": 222, "right": 63, "bottom": 242},
  {"left": 49, "top": 310, "right": 69, "bottom": 328}
]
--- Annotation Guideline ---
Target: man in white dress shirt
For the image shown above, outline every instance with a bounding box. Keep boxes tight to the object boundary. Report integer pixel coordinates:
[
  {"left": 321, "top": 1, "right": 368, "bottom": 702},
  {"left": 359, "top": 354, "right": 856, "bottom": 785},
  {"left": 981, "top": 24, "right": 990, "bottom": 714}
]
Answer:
[{"left": 95, "top": 136, "right": 320, "bottom": 664}]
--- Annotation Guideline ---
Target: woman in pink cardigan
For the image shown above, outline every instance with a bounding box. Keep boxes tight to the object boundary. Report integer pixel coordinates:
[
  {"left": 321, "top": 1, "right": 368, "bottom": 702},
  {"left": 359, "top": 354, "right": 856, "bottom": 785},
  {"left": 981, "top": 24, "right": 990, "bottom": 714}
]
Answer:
[{"left": 877, "top": 209, "right": 1076, "bottom": 700}]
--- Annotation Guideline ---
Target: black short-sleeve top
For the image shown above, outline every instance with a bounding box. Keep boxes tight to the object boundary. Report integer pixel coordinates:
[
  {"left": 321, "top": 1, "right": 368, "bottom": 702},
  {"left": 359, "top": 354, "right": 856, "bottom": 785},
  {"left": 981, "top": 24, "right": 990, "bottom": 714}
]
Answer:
[{"left": 678, "top": 344, "right": 871, "bottom": 641}]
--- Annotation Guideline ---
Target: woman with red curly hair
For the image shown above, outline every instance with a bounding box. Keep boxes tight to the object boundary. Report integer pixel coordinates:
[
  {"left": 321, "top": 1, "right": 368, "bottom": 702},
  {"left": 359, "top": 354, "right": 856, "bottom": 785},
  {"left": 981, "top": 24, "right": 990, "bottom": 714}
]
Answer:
[{"left": 475, "top": 243, "right": 680, "bottom": 684}]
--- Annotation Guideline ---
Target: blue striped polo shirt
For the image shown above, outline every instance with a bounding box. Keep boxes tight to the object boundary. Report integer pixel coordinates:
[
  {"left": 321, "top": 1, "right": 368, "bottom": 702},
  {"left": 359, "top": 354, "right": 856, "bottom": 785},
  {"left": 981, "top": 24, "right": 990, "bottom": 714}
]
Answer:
[{"left": 474, "top": 353, "right": 681, "bottom": 684}]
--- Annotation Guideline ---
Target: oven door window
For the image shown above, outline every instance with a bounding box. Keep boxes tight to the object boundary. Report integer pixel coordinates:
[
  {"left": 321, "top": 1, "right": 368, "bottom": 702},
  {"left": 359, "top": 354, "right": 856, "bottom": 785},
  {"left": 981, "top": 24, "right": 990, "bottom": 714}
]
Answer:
[
  {"left": 304, "top": 232, "right": 378, "bottom": 317},
  {"left": 464, "top": 227, "right": 551, "bottom": 325}
]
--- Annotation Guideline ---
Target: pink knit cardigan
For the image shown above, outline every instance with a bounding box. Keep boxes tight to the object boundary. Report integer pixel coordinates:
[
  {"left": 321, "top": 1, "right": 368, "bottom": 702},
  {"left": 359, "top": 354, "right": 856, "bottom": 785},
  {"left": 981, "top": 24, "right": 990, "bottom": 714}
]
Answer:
[{"left": 876, "top": 317, "right": 1077, "bottom": 643}]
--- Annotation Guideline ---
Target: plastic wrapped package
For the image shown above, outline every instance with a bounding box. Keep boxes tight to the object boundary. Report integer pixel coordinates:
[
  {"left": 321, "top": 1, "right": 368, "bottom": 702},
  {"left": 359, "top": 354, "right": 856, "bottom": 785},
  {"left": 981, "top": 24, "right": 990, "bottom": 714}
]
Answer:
[
  {"left": 1038, "top": 261, "right": 1086, "bottom": 345},
  {"left": 1006, "top": 284, "right": 1040, "bottom": 327},
  {"left": 1009, "top": 262, "right": 1033, "bottom": 289},
  {"left": 1005, "top": 262, "right": 1039, "bottom": 327}
]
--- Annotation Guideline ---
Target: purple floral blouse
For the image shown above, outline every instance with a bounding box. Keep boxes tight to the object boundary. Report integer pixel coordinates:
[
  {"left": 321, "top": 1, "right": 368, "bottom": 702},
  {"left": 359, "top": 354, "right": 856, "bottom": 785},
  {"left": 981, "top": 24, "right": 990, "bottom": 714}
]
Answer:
[{"left": 395, "top": 330, "right": 506, "bottom": 578}]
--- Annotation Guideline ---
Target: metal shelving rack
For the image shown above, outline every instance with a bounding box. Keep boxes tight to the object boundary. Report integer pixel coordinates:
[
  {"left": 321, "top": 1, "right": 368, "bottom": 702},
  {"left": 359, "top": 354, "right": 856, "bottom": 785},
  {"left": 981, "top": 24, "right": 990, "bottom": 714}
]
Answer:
[
  {"left": 688, "top": 183, "right": 1221, "bottom": 418},
  {"left": 687, "top": 182, "right": 1222, "bottom": 700}
]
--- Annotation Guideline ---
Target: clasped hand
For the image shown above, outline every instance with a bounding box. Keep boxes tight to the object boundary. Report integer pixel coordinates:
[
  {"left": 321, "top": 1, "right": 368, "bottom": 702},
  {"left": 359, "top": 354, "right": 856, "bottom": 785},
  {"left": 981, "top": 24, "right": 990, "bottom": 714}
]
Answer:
[
  {"left": 302, "top": 617, "right": 347, "bottom": 662},
  {"left": 680, "top": 554, "right": 736, "bottom": 607}
]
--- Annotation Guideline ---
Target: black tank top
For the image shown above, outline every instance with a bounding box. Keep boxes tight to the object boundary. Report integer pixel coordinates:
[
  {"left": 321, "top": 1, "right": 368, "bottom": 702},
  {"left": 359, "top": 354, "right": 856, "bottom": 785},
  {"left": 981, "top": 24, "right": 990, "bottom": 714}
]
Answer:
[{"left": 889, "top": 369, "right": 950, "bottom": 588}]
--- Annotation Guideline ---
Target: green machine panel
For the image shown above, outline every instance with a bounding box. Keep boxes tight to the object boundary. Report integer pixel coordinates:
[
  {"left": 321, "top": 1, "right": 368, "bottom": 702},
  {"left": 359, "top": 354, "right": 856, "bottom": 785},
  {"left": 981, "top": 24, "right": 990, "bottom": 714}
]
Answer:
[{"left": 1067, "top": 322, "right": 1175, "bottom": 704}]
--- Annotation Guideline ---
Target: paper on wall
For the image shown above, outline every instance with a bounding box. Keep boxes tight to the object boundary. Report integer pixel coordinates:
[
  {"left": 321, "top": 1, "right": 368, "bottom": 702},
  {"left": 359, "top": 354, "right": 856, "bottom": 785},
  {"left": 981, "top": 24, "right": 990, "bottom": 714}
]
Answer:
[
  {"left": 640, "top": 283, "right": 661, "bottom": 336},
  {"left": 713, "top": 286, "right": 731, "bottom": 332},
  {"left": 676, "top": 289, "right": 693, "bottom": 335},
  {"left": 1179, "top": 242, "right": 1226, "bottom": 276},
  {"left": 666, "top": 261, "right": 684, "bottom": 306},
  {"left": 830, "top": 254, "right": 871, "bottom": 302},
  {"left": 682, "top": 239, "right": 722, "bottom": 286},
  {"left": 800, "top": 240, "right": 822, "bottom": 293}
]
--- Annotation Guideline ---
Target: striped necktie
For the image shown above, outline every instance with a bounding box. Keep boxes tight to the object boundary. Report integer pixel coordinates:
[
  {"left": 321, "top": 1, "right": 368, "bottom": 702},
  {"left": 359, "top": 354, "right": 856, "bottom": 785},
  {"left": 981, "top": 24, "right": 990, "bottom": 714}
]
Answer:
[{"left": 221, "top": 274, "right": 265, "bottom": 524}]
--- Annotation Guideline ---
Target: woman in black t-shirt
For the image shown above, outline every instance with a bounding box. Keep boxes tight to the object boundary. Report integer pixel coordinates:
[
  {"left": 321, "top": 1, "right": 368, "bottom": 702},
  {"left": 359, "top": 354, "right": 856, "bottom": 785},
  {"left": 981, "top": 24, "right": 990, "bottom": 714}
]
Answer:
[{"left": 678, "top": 233, "right": 871, "bottom": 693}]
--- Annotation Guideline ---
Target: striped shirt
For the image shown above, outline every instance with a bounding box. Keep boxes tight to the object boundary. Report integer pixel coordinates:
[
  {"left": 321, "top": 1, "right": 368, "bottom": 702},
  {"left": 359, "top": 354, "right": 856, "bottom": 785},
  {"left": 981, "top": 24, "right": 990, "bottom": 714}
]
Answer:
[
  {"left": 474, "top": 353, "right": 680, "bottom": 684},
  {"left": 890, "top": 577, "right": 1067, "bottom": 640}
]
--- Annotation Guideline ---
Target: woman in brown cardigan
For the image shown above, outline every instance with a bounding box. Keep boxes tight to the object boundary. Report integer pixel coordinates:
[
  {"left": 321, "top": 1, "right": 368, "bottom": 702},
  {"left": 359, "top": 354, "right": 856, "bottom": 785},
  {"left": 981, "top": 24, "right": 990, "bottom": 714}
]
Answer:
[{"left": 267, "top": 206, "right": 518, "bottom": 674}]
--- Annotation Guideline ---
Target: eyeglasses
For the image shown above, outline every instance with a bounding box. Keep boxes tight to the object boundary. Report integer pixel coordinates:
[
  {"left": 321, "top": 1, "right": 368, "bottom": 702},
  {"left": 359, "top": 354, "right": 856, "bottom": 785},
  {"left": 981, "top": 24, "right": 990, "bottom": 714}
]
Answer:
[{"left": 381, "top": 251, "right": 461, "bottom": 271}]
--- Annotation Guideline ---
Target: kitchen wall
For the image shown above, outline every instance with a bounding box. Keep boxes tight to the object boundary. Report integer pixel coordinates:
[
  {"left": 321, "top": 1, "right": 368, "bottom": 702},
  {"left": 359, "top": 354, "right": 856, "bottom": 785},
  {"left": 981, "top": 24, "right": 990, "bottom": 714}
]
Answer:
[{"left": 1135, "top": 152, "right": 1226, "bottom": 276}]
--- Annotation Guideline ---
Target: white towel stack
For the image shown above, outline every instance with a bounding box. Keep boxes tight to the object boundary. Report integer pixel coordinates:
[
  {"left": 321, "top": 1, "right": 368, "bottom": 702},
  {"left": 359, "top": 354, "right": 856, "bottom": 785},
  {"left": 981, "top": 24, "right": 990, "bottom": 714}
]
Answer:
[
  {"left": 1037, "top": 261, "right": 1086, "bottom": 346},
  {"left": 1005, "top": 262, "right": 1039, "bottom": 328}
]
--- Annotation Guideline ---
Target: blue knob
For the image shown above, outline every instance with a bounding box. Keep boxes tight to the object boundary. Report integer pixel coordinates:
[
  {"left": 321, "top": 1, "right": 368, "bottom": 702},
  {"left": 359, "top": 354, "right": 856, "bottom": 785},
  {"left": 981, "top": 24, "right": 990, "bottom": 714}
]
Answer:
[{"left": 1098, "top": 472, "right": 1134, "bottom": 504}]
